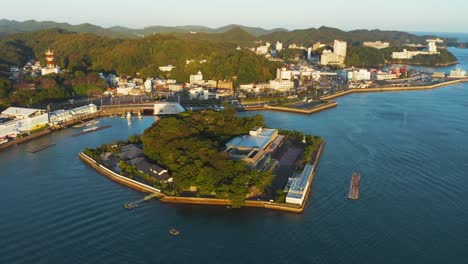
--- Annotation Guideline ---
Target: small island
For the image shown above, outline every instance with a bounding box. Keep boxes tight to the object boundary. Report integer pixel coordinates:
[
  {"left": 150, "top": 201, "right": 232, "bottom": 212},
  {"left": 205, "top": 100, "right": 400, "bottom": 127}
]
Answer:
[{"left": 80, "top": 106, "right": 324, "bottom": 212}]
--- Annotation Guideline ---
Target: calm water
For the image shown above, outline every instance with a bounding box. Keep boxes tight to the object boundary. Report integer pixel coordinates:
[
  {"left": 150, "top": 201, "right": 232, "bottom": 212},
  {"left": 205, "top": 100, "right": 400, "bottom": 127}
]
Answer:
[{"left": 1, "top": 50, "right": 468, "bottom": 264}]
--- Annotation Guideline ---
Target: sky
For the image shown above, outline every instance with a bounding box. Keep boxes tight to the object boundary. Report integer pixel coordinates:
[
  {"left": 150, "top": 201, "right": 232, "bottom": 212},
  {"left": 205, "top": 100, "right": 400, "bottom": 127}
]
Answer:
[{"left": 1, "top": 0, "right": 468, "bottom": 33}]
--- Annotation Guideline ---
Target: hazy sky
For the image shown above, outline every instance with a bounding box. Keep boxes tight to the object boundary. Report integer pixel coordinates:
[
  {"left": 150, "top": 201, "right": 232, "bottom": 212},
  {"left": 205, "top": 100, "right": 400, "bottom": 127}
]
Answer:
[{"left": 1, "top": 0, "right": 468, "bottom": 32}]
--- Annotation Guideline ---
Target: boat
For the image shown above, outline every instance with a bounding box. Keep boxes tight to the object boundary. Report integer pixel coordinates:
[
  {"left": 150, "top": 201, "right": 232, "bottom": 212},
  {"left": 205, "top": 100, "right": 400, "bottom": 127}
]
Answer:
[
  {"left": 169, "top": 228, "right": 180, "bottom": 236},
  {"left": 0, "top": 138, "right": 9, "bottom": 145},
  {"left": 120, "top": 113, "right": 126, "bottom": 119},
  {"left": 72, "top": 122, "right": 86, "bottom": 128},
  {"left": 123, "top": 203, "right": 138, "bottom": 210},
  {"left": 348, "top": 172, "right": 361, "bottom": 200},
  {"left": 137, "top": 112, "right": 142, "bottom": 120},
  {"left": 126, "top": 112, "right": 132, "bottom": 119},
  {"left": 85, "top": 120, "right": 100, "bottom": 126},
  {"left": 83, "top": 126, "right": 99, "bottom": 133}
]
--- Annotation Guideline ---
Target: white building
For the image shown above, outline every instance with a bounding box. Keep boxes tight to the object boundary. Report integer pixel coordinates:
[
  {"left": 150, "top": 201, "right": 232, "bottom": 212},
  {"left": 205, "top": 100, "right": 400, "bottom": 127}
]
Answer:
[
  {"left": 269, "top": 80, "right": 294, "bottom": 92},
  {"left": 190, "top": 71, "right": 204, "bottom": 85},
  {"left": 321, "top": 40, "right": 347, "bottom": 66},
  {"left": 0, "top": 107, "right": 49, "bottom": 137},
  {"left": 168, "top": 83, "right": 184, "bottom": 92},
  {"left": 393, "top": 39, "right": 442, "bottom": 59},
  {"left": 158, "top": 65, "right": 175, "bottom": 72},
  {"left": 275, "top": 41, "right": 283, "bottom": 52},
  {"left": 144, "top": 78, "right": 154, "bottom": 93},
  {"left": 71, "top": 104, "right": 98, "bottom": 116},
  {"left": 256, "top": 45, "right": 269, "bottom": 55},
  {"left": 374, "top": 72, "right": 397, "bottom": 80},
  {"left": 363, "top": 41, "right": 390, "bottom": 49},
  {"left": 334, "top": 40, "right": 347, "bottom": 57},
  {"left": 285, "top": 163, "right": 315, "bottom": 205},
  {"left": 154, "top": 102, "right": 185, "bottom": 115},
  {"left": 347, "top": 69, "right": 371, "bottom": 81},
  {"left": 49, "top": 109, "right": 74, "bottom": 124},
  {"left": 449, "top": 67, "right": 467, "bottom": 78},
  {"left": 276, "top": 68, "right": 292, "bottom": 80}
]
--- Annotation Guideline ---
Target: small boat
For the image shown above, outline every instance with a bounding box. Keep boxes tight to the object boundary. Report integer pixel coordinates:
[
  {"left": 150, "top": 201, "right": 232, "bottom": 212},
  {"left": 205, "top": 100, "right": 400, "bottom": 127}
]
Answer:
[
  {"left": 83, "top": 126, "right": 99, "bottom": 133},
  {"left": 126, "top": 112, "right": 132, "bottom": 119},
  {"left": 137, "top": 112, "right": 142, "bottom": 120},
  {"left": 120, "top": 113, "right": 126, "bottom": 119},
  {"left": 72, "top": 122, "right": 86, "bottom": 128},
  {"left": 85, "top": 120, "right": 100, "bottom": 126},
  {"left": 169, "top": 228, "right": 180, "bottom": 236}
]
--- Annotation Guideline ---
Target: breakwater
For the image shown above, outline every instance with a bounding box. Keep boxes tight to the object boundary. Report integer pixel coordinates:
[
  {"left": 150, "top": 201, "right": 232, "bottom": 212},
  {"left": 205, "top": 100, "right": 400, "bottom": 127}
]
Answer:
[
  {"left": 245, "top": 101, "right": 338, "bottom": 115},
  {"left": 321, "top": 79, "right": 467, "bottom": 100},
  {"left": 78, "top": 141, "right": 325, "bottom": 213}
]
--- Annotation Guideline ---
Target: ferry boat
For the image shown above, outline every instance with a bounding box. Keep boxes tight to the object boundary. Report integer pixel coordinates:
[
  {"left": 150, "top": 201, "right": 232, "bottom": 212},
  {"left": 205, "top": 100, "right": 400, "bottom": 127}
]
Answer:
[
  {"left": 169, "top": 228, "right": 180, "bottom": 236},
  {"left": 348, "top": 172, "right": 361, "bottom": 200},
  {"left": 83, "top": 126, "right": 99, "bottom": 133}
]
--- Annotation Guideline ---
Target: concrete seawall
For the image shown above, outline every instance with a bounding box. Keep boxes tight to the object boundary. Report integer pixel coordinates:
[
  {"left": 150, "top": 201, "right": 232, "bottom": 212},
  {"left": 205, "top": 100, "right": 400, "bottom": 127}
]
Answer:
[
  {"left": 0, "top": 129, "right": 52, "bottom": 151},
  {"left": 245, "top": 101, "right": 338, "bottom": 115},
  {"left": 79, "top": 141, "right": 326, "bottom": 213},
  {"left": 321, "top": 79, "right": 466, "bottom": 100}
]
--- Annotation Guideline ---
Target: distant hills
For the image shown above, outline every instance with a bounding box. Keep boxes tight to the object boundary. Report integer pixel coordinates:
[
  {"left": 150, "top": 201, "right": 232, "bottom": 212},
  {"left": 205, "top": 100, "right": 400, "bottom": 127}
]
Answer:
[
  {"left": 0, "top": 19, "right": 286, "bottom": 38},
  {"left": 0, "top": 19, "right": 451, "bottom": 46}
]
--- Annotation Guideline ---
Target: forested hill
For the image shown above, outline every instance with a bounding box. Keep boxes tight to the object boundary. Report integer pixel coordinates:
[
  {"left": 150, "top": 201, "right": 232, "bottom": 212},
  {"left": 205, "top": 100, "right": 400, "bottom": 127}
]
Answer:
[
  {"left": 0, "top": 19, "right": 453, "bottom": 46},
  {"left": 0, "top": 29, "right": 280, "bottom": 83},
  {"left": 260, "top": 26, "right": 444, "bottom": 46}
]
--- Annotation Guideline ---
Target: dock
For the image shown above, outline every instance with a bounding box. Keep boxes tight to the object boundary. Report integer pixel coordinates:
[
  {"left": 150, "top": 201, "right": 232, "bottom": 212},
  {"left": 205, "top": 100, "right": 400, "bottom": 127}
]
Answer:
[
  {"left": 28, "top": 143, "right": 56, "bottom": 153},
  {"left": 123, "top": 192, "right": 160, "bottom": 210},
  {"left": 348, "top": 172, "right": 361, "bottom": 200},
  {"left": 72, "top": 125, "right": 112, "bottom": 137}
]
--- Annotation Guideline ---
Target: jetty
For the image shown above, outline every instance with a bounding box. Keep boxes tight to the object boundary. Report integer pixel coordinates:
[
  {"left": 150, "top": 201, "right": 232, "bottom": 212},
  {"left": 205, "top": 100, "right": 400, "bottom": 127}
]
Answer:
[
  {"left": 28, "top": 143, "right": 56, "bottom": 153},
  {"left": 348, "top": 172, "right": 361, "bottom": 200},
  {"left": 123, "top": 192, "right": 160, "bottom": 210},
  {"left": 72, "top": 125, "right": 112, "bottom": 137}
]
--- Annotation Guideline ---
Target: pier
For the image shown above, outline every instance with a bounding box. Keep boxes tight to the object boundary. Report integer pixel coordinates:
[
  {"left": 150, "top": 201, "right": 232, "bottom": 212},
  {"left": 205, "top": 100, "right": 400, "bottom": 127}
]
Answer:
[
  {"left": 124, "top": 192, "right": 160, "bottom": 210},
  {"left": 28, "top": 143, "right": 56, "bottom": 153}
]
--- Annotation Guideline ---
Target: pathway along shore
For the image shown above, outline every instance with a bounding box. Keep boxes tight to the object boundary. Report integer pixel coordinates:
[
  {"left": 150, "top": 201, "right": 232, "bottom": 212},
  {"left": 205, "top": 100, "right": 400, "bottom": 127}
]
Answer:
[
  {"left": 244, "top": 78, "right": 468, "bottom": 115},
  {"left": 79, "top": 141, "right": 325, "bottom": 213}
]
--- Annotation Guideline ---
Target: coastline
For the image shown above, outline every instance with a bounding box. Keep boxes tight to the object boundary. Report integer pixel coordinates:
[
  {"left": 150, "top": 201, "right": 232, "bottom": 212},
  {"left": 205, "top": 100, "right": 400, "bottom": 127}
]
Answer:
[{"left": 78, "top": 141, "right": 325, "bottom": 213}]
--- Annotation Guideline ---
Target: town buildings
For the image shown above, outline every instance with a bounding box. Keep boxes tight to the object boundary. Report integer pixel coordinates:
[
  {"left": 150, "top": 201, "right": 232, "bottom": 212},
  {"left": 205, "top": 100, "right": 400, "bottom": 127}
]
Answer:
[
  {"left": 275, "top": 41, "right": 283, "bottom": 52},
  {"left": 190, "top": 71, "right": 204, "bottom": 85},
  {"left": 363, "top": 41, "right": 390, "bottom": 49},
  {"left": 321, "top": 40, "right": 347, "bottom": 66},
  {"left": 0, "top": 107, "right": 49, "bottom": 139},
  {"left": 392, "top": 39, "right": 443, "bottom": 59},
  {"left": 347, "top": 69, "right": 371, "bottom": 81}
]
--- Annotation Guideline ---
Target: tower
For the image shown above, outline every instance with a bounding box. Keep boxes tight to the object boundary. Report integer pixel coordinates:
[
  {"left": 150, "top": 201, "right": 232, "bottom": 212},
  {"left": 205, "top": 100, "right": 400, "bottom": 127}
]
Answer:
[{"left": 45, "top": 48, "right": 55, "bottom": 68}]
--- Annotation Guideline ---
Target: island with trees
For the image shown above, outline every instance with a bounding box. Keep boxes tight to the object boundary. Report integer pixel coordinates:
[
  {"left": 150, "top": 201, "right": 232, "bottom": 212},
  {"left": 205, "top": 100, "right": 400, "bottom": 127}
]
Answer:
[{"left": 80, "top": 106, "right": 324, "bottom": 211}]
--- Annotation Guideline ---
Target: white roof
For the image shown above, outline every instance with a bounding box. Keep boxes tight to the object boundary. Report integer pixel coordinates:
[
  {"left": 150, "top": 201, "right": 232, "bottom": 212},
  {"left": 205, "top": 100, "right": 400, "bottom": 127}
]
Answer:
[{"left": 1, "top": 107, "right": 44, "bottom": 118}]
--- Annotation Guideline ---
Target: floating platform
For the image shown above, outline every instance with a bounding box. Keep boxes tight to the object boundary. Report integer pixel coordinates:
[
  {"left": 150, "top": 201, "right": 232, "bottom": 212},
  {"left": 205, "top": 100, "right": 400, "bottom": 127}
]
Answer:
[
  {"left": 348, "top": 172, "right": 361, "bottom": 200},
  {"left": 123, "top": 203, "right": 139, "bottom": 210},
  {"left": 72, "top": 125, "right": 112, "bottom": 137},
  {"left": 28, "top": 143, "right": 56, "bottom": 153},
  {"left": 169, "top": 228, "right": 180, "bottom": 236}
]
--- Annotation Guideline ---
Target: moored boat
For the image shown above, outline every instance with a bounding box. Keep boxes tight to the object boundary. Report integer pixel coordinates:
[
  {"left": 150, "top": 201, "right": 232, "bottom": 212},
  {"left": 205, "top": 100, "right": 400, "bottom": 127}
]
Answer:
[
  {"left": 348, "top": 172, "right": 361, "bottom": 200},
  {"left": 83, "top": 126, "right": 99, "bottom": 133},
  {"left": 169, "top": 228, "right": 180, "bottom": 236}
]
